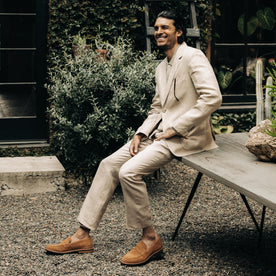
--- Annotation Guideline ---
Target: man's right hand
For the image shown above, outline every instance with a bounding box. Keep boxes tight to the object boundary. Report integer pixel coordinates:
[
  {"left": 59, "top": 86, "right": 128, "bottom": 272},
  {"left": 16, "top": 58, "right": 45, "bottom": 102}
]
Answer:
[{"left": 129, "top": 133, "right": 145, "bottom": 156}]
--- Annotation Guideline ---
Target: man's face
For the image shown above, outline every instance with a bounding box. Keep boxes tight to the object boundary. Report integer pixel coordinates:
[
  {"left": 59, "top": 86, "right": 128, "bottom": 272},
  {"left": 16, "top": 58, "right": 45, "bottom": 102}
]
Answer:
[{"left": 154, "top": 17, "right": 182, "bottom": 50}]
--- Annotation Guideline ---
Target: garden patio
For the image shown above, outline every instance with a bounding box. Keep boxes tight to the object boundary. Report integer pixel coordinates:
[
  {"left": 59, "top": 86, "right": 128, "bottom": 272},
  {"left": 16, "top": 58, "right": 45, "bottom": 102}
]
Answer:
[
  {"left": 1, "top": 159, "right": 276, "bottom": 275},
  {"left": 1, "top": 1, "right": 276, "bottom": 275}
]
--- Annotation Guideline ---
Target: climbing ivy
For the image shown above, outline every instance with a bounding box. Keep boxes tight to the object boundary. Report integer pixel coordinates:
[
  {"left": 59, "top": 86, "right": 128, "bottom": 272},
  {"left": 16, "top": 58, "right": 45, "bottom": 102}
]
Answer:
[{"left": 47, "top": 0, "right": 214, "bottom": 66}]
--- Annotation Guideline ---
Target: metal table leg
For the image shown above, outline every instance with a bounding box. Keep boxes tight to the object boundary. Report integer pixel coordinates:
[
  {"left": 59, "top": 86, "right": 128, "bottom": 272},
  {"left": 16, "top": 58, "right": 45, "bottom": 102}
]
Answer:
[
  {"left": 172, "top": 172, "right": 203, "bottom": 241},
  {"left": 240, "top": 194, "right": 267, "bottom": 246}
]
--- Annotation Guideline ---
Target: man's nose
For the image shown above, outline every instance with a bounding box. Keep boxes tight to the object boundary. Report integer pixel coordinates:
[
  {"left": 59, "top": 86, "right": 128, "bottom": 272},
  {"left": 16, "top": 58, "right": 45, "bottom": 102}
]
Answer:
[{"left": 155, "top": 27, "right": 162, "bottom": 36}]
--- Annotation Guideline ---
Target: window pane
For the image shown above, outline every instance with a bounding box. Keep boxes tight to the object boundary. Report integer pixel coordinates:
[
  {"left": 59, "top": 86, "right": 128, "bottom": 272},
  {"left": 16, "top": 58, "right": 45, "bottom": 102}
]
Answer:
[
  {"left": 216, "top": 0, "right": 276, "bottom": 43},
  {"left": 216, "top": 0, "right": 245, "bottom": 43},
  {"left": 0, "top": 1, "right": 36, "bottom": 13},
  {"left": 0, "top": 85, "right": 36, "bottom": 117},
  {"left": 247, "top": 0, "right": 276, "bottom": 43},
  {"left": 0, "top": 15, "right": 36, "bottom": 48},
  {"left": 214, "top": 47, "right": 249, "bottom": 94},
  {"left": 214, "top": 46, "right": 276, "bottom": 95},
  {"left": 214, "top": 0, "right": 276, "bottom": 96},
  {"left": 0, "top": 50, "right": 35, "bottom": 82}
]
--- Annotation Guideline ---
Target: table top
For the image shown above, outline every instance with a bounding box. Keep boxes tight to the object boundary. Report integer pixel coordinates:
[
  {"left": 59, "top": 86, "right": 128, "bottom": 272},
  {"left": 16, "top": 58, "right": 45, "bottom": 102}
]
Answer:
[{"left": 181, "top": 133, "right": 276, "bottom": 210}]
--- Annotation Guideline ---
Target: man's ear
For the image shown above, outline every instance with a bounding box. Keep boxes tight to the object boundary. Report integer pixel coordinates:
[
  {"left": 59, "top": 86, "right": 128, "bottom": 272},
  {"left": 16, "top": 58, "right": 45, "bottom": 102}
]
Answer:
[{"left": 176, "top": 29, "right": 183, "bottom": 38}]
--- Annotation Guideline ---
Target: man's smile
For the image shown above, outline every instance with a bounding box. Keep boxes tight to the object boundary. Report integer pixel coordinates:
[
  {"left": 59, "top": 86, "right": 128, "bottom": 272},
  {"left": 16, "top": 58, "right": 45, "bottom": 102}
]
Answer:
[{"left": 156, "top": 36, "right": 167, "bottom": 42}]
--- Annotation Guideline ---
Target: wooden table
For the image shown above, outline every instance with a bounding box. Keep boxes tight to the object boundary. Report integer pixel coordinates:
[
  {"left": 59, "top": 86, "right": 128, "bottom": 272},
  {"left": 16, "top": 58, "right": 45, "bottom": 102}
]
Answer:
[{"left": 172, "top": 132, "right": 276, "bottom": 244}]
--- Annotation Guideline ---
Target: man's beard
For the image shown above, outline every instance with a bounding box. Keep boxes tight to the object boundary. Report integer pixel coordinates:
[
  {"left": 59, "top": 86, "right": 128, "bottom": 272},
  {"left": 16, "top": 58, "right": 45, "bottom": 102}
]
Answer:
[{"left": 156, "top": 44, "right": 170, "bottom": 51}]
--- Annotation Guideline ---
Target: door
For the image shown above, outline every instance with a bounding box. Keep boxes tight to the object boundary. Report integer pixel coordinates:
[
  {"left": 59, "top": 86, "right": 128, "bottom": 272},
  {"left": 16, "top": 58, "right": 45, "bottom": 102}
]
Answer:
[{"left": 0, "top": 0, "right": 48, "bottom": 143}]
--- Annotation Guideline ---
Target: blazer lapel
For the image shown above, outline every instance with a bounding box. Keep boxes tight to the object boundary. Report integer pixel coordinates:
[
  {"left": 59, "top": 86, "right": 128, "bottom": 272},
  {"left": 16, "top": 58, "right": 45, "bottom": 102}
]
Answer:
[
  {"left": 158, "top": 61, "right": 168, "bottom": 106},
  {"left": 162, "top": 44, "right": 186, "bottom": 105}
]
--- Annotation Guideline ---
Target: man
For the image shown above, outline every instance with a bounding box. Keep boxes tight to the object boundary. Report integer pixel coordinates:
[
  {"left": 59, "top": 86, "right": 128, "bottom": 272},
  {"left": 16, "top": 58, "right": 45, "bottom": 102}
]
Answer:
[{"left": 46, "top": 10, "right": 222, "bottom": 265}]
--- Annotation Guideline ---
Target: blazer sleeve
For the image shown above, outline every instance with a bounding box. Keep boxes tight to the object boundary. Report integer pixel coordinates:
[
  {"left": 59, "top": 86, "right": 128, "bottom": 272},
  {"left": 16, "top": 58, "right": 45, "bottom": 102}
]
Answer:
[
  {"left": 171, "top": 50, "right": 222, "bottom": 136},
  {"left": 135, "top": 74, "right": 162, "bottom": 137}
]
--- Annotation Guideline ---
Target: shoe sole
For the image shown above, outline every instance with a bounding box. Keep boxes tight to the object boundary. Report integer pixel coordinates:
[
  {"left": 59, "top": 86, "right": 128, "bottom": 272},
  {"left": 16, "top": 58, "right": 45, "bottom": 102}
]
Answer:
[
  {"left": 120, "top": 247, "right": 164, "bottom": 266},
  {"left": 46, "top": 248, "right": 93, "bottom": 254}
]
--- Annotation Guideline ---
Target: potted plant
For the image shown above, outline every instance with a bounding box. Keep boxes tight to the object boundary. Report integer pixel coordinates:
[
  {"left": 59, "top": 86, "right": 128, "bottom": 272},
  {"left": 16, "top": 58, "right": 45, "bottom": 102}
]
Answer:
[
  {"left": 72, "top": 33, "right": 91, "bottom": 57},
  {"left": 94, "top": 35, "right": 109, "bottom": 60}
]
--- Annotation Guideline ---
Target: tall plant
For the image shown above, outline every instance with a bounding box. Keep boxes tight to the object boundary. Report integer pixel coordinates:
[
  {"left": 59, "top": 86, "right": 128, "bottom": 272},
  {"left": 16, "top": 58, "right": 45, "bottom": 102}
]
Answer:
[
  {"left": 264, "top": 63, "right": 276, "bottom": 137},
  {"left": 47, "top": 37, "right": 157, "bottom": 175}
]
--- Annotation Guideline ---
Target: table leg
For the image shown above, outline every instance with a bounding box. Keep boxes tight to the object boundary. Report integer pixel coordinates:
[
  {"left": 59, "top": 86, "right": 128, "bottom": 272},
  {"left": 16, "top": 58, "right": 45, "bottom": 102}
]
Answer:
[
  {"left": 172, "top": 171, "right": 203, "bottom": 241},
  {"left": 240, "top": 194, "right": 267, "bottom": 246}
]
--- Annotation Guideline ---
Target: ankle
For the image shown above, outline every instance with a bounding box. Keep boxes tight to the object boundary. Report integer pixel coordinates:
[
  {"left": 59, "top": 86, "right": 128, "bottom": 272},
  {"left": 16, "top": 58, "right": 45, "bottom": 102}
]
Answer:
[
  {"left": 73, "top": 227, "right": 90, "bottom": 240},
  {"left": 142, "top": 226, "right": 157, "bottom": 240},
  {"left": 143, "top": 233, "right": 157, "bottom": 241}
]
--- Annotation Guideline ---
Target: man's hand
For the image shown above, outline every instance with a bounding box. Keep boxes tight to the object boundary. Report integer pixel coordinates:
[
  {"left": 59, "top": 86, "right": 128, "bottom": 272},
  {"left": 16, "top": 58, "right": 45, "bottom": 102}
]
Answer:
[
  {"left": 129, "top": 133, "right": 145, "bottom": 156},
  {"left": 155, "top": 127, "right": 180, "bottom": 141}
]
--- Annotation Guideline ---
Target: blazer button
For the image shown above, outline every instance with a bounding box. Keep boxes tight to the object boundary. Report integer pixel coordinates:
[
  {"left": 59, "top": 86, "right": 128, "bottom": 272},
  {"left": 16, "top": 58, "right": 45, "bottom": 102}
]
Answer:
[{"left": 162, "top": 109, "right": 167, "bottom": 113}]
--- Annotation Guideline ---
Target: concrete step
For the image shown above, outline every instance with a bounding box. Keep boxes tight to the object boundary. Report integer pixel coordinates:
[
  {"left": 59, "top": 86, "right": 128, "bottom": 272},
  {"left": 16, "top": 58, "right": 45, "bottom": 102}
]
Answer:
[{"left": 0, "top": 156, "right": 65, "bottom": 196}]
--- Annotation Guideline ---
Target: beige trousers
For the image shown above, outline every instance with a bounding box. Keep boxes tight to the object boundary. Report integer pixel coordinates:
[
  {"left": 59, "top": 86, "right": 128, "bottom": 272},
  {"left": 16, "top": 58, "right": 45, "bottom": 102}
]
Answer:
[{"left": 77, "top": 138, "right": 174, "bottom": 230}]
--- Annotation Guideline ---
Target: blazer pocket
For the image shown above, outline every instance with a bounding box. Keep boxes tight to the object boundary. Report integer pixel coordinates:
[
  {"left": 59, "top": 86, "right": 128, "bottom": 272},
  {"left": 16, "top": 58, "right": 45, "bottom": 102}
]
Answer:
[{"left": 173, "top": 79, "right": 179, "bottom": 101}]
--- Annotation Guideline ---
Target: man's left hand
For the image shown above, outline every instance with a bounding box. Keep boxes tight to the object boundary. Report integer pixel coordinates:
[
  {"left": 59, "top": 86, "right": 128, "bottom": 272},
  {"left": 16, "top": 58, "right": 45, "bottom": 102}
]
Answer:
[{"left": 155, "top": 127, "right": 179, "bottom": 141}]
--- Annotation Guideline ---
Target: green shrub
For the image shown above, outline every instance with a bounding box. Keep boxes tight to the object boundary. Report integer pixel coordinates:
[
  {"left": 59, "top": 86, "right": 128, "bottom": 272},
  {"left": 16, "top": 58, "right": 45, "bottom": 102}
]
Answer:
[
  {"left": 211, "top": 114, "right": 234, "bottom": 134},
  {"left": 212, "top": 111, "right": 256, "bottom": 133},
  {"left": 47, "top": 37, "right": 157, "bottom": 176},
  {"left": 47, "top": 1, "right": 214, "bottom": 68}
]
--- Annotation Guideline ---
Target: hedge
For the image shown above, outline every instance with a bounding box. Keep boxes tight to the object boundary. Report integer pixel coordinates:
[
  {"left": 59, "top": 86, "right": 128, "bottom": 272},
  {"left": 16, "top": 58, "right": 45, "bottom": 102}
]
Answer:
[{"left": 47, "top": 0, "right": 214, "bottom": 65}]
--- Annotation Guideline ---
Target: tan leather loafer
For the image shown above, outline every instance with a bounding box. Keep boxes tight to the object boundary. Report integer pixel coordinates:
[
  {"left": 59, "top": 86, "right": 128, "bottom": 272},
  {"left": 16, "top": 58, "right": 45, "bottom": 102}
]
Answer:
[
  {"left": 45, "top": 236, "right": 93, "bottom": 254},
  {"left": 120, "top": 235, "right": 163, "bottom": 266}
]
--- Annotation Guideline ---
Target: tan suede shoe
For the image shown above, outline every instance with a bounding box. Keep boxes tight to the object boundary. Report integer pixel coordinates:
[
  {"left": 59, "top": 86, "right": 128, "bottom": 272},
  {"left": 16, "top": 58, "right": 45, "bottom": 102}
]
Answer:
[
  {"left": 120, "top": 235, "right": 163, "bottom": 266},
  {"left": 45, "top": 236, "right": 93, "bottom": 254}
]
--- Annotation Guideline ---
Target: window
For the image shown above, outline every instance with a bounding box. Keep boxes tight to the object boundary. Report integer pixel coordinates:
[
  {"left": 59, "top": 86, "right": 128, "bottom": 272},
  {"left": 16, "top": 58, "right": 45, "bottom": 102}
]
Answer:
[{"left": 212, "top": 0, "right": 276, "bottom": 109}]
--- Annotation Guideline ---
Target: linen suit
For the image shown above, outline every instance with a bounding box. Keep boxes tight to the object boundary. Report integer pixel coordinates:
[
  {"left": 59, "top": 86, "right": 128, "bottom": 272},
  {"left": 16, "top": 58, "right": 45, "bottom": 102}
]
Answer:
[{"left": 78, "top": 43, "right": 222, "bottom": 230}]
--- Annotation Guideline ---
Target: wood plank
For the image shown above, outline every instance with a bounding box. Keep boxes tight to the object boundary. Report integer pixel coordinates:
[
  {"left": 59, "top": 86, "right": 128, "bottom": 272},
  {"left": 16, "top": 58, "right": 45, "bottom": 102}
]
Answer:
[{"left": 181, "top": 133, "right": 276, "bottom": 210}]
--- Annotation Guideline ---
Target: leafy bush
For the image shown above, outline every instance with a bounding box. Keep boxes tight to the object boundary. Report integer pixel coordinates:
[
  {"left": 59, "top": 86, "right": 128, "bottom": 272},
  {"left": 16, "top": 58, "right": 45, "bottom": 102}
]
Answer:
[
  {"left": 212, "top": 111, "right": 256, "bottom": 133},
  {"left": 47, "top": 1, "right": 214, "bottom": 68},
  {"left": 47, "top": 38, "right": 157, "bottom": 175},
  {"left": 211, "top": 114, "right": 234, "bottom": 134}
]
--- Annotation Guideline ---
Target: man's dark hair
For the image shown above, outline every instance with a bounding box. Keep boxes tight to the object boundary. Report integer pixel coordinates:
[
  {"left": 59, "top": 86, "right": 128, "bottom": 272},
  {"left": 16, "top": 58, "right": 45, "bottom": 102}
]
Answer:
[{"left": 157, "top": 10, "right": 186, "bottom": 44}]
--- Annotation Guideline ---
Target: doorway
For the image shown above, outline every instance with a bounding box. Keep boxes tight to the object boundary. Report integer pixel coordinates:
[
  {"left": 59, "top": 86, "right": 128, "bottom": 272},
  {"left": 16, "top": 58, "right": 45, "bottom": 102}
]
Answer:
[{"left": 0, "top": 0, "right": 48, "bottom": 144}]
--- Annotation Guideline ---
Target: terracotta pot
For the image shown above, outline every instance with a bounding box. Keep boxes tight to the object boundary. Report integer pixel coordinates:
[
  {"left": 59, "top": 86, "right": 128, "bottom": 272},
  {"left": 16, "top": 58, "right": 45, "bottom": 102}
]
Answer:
[
  {"left": 72, "top": 45, "right": 91, "bottom": 57},
  {"left": 95, "top": 49, "right": 109, "bottom": 60}
]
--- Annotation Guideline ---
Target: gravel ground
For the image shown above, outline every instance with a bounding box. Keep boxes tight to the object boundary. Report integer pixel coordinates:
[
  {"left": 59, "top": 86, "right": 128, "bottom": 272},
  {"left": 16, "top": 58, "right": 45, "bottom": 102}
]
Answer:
[{"left": 1, "top": 159, "right": 276, "bottom": 276}]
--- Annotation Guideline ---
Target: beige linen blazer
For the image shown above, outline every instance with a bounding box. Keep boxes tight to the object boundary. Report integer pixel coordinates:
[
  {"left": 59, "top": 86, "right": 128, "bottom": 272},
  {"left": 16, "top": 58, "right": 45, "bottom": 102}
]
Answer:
[{"left": 136, "top": 43, "right": 222, "bottom": 157}]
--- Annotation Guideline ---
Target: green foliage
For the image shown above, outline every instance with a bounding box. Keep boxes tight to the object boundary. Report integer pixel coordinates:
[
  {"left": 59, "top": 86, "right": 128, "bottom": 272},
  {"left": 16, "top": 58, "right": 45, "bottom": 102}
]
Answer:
[
  {"left": 0, "top": 146, "right": 53, "bottom": 158},
  {"left": 237, "top": 7, "right": 276, "bottom": 36},
  {"left": 264, "top": 110, "right": 276, "bottom": 137},
  {"left": 257, "top": 7, "right": 276, "bottom": 31},
  {"left": 47, "top": 0, "right": 144, "bottom": 66},
  {"left": 215, "top": 65, "right": 233, "bottom": 90},
  {"left": 211, "top": 114, "right": 234, "bottom": 134},
  {"left": 237, "top": 14, "right": 259, "bottom": 36},
  {"left": 47, "top": 37, "right": 157, "bottom": 175},
  {"left": 266, "top": 62, "right": 276, "bottom": 99},
  {"left": 47, "top": 1, "right": 214, "bottom": 68},
  {"left": 73, "top": 33, "right": 87, "bottom": 46},
  {"left": 264, "top": 62, "right": 276, "bottom": 137},
  {"left": 212, "top": 111, "right": 256, "bottom": 133}
]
